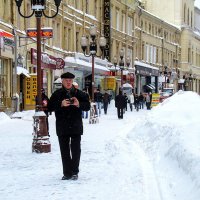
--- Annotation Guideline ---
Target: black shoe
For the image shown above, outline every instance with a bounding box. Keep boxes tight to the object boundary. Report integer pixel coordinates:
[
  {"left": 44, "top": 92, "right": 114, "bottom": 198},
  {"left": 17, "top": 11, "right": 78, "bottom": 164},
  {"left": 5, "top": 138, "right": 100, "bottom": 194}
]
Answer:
[
  {"left": 61, "top": 175, "right": 72, "bottom": 180},
  {"left": 71, "top": 174, "right": 78, "bottom": 180}
]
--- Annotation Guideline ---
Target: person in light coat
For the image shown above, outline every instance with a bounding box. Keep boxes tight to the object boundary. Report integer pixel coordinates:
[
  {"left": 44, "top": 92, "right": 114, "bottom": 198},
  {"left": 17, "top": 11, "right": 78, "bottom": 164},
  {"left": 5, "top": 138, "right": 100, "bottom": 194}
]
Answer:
[{"left": 128, "top": 93, "right": 134, "bottom": 111}]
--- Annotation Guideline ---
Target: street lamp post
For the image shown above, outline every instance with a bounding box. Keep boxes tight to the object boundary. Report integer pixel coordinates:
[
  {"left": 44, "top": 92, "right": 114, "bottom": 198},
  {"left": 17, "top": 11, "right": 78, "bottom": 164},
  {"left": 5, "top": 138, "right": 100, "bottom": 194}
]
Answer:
[
  {"left": 81, "top": 25, "right": 106, "bottom": 124},
  {"left": 117, "top": 49, "right": 131, "bottom": 90},
  {"left": 119, "top": 49, "right": 125, "bottom": 88},
  {"left": 15, "top": 0, "right": 62, "bottom": 153},
  {"left": 164, "top": 66, "right": 168, "bottom": 88}
]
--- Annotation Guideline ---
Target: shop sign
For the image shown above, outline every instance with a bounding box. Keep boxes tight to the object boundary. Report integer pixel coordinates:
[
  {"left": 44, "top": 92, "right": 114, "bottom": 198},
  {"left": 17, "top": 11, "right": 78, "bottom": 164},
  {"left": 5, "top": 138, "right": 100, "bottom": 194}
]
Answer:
[
  {"left": 104, "top": 0, "right": 111, "bottom": 61},
  {"left": 31, "top": 48, "right": 65, "bottom": 69},
  {"left": 103, "top": 77, "right": 116, "bottom": 90},
  {"left": 3, "top": 37, "right": 15, "bottom": 47},
  {"left": 151, "top": 93, "right": 160, "bottom": 107},
  {"left": 135, "top": 65, "right": 159, "bottom": 76},
  {"left": 0, "top": 30, "right": 15, "bottom": 49},
  {"left": 24, "top": 75, "right": 37, "bottom": 105},
  {"left": 27, "top": 28, "right": 53, "bottom": 38}
]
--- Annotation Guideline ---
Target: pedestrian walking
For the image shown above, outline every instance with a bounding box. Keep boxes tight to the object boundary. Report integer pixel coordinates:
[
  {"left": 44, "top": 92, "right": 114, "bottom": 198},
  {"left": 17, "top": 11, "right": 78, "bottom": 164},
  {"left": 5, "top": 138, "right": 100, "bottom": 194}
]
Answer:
[
  {"left": 124, "top": 93, "right": 129, "bottom": 111},
  {"left": 82, "top": 88, "right": 89, "bottom": 119},
  {"left": 48, "top": 72, "right": 90, "bottom": 180},
  {"left": 139, "top": 93, "right": 144, "bottom": 109},
  {"left": 134, "top": 94, "right": 140, "bottom": 111},
  {"left": 146, "top": 92, "right": 152, "bottom": 110},
  {"left": 115, "top": 90, "right": 126, "bottom": 119},
  {"left": 103, "top": 90, "right": 110, "bottom": 114},
  {"left": 94, "top": 89, "right": 103, "bottom": 116},
  {"left": 128, "top": 92, "right": 134, "bottom": 111}
]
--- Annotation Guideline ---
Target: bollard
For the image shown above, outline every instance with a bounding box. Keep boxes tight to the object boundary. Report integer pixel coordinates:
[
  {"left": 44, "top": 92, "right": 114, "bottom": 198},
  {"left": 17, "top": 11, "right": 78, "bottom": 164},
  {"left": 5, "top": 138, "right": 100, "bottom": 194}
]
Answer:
[{"left": 32, "top": 111, "right": 51, "bottom": 153}]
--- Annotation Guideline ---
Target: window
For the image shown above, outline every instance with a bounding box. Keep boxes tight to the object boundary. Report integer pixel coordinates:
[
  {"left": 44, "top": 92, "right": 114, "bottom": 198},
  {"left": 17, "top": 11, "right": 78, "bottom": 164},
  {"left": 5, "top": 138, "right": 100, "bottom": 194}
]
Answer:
[
  {"left": 85, "top": 0, "right": 89, "bottom": 13},
  {"left": 76, "top": 32, "right": 79, "bottom": 52},
  {"left": 127, "top": 48, "right": 133, "bottom": 67},
  {"left": 127, "top": 17, "right": 133, "bottom": 35},
  {"left": 0, "top": 59, "right": 7, "bottom": 99},
  {"left": 64, "top": 27, "right": 68, "bottom": 50},
  {"left": 57, "top": 22, "right": 61, "bottom": 47},
  {"left": 68, "top": 28, "right": 72, "bottom": 51},
  {"left": 116, "top": 10, "right": 120, "bottom": 30},
  {"left": 184, "top": 4, "right": 186, "bottom": 23},
  {"left": 188, "top": 48, "right": 191, "bottom": 63},
  {"left": 94, "top": 0, "right": 97, "bottom": 18},
  {"left": 146, "top": 44, "right": 149, "bottom": 62},
  {"left": 149, "top": 24, "right": 151, "bottom": 34},
  {"left": 122, "top": 13, "right": 126, "bottom": 32}
]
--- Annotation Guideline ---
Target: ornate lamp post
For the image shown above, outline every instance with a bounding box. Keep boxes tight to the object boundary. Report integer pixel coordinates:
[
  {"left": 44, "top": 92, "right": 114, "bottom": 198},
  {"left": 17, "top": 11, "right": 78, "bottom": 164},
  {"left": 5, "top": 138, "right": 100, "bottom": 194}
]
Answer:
[
  {"left": 113, "top": 56, "right": 118, "bottom": 76},
  {"left": 119, "top": 49, "right": 125, "bottom": 88},
  {"left": 15, "top": 0, "right": 62, "bottom": 153},
  {"left": 81, "top": 25, "right": 106, "bottom": 124},
  {"left": 164, "top": 66, "right": 168, "bottom": 88},
  {"left": 118, "top": 49, "right": 131, "bottom": 90}
]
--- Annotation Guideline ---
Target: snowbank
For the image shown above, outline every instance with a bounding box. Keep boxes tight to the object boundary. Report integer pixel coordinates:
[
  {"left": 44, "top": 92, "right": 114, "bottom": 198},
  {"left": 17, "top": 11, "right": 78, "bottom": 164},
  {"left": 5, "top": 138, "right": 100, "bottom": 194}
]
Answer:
[
  {"left": 128, "top": 91, "right": 200, "bottom": 187},
  {"left": 0, "top": 112, "right": 10, "bottom": 123}
]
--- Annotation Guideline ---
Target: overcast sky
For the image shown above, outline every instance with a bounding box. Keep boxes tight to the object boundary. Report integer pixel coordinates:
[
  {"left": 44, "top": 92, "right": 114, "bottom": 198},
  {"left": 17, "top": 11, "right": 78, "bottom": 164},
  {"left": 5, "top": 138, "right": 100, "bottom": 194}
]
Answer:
[{"left": 195, "top": 0, "right": 200, "bottom": 9}]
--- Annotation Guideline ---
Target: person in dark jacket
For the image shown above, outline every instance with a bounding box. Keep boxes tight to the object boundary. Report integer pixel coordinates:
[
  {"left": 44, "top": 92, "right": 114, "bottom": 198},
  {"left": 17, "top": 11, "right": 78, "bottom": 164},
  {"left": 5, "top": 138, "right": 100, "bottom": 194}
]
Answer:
[
  {"left": 139, "top": 93, "right": 144, "bottom": 109},
  {"left": 102, "top": 91, "right": 110, "bottom": 114},
  {"left": 115, "top": 90, "right": 126, "bottom": 119},
  {"left": 94, "top": 89, "right": 103, "bottom": 116},
  {"left": 124, "top": 93, "right": 129, "bottom": 111},
  {"left": 48, "top": 72, "right": 90, "bottom": 181},
  {"left": 134, "top": 94, "right": 140, "bottom": 110}
]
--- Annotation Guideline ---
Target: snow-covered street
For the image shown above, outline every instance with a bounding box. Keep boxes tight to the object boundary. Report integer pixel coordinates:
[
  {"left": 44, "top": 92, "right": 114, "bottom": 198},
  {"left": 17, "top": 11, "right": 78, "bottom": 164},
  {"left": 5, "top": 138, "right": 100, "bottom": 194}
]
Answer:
[{"left": 0, "top": 91, "right": 200, "bottom": 200}]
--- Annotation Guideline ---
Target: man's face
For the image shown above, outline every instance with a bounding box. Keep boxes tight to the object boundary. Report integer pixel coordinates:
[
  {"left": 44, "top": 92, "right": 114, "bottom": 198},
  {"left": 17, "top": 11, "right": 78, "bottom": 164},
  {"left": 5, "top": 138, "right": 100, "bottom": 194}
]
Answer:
[{"left": 62, "top": 78, "right": 73, "bottom": 89}]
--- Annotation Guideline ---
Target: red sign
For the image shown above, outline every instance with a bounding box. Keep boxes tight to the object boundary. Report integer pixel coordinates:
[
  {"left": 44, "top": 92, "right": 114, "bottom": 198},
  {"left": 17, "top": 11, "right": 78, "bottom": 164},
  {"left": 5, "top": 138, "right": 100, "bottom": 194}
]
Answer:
[
  {"left": 31, "top": 48, "right": 65, "bottom": 70},
  {"left": 27, "top": 28, "right": 53, "bottom": 38},
  {"left": 0, "top": 30, "right": 13, "bottom": 38}
]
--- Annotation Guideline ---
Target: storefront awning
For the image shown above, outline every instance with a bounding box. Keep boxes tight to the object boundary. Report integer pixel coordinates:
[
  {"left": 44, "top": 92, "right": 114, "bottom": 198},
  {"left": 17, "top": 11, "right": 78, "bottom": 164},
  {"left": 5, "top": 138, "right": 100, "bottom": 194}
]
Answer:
[
  {"left": 17, "top": 66, "right": 30, "bottom": 77},
  {"left": 146, "top": 84, "right": 154, "bottom": 90},
  {"left": 64, "top": 56, "right": 110, "bottom": 75},
  {"left": 135, "top": 60, "right": 159, "bottom": 76}
]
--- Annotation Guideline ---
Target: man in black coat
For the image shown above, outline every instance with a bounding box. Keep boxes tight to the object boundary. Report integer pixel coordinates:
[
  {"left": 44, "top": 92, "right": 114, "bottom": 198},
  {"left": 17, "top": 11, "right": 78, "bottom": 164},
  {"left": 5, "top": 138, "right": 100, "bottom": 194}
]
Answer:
[
  {"left": 48, "top": 72, "right": 90, "bottom": 180},
  {"left": 115, "top": 90, "right": 126, "bottom": 119}
]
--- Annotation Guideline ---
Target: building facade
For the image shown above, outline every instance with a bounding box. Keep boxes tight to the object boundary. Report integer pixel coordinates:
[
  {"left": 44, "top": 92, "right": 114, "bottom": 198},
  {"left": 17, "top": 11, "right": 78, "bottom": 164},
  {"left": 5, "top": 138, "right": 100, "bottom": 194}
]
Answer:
[
  {"left": 143, "top": 0, "right": 200, "bottom": 93},
  {"left": 0, "top": 0, "right": 200, "bottom": 112}
]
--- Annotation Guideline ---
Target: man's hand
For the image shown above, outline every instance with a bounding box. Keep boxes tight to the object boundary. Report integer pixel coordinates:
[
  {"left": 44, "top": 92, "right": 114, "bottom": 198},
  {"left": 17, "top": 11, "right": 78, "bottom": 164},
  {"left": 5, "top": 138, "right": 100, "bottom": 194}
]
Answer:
[
  {"left": 61, "top": 99, "right": 71, "bottom": 107},
  {"left": 71, "top": 97, "right": 79, "bottom": 107}
]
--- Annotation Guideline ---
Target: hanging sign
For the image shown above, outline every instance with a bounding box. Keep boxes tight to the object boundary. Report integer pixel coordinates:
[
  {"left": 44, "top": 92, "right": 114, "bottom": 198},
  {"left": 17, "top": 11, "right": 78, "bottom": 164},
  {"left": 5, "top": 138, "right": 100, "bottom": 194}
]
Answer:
[
  {"left": 26, "top": 28, "right": 53, "bottom": 38},
  {"left": 104, "top": 0, "right": 111, "bottom": 61}
]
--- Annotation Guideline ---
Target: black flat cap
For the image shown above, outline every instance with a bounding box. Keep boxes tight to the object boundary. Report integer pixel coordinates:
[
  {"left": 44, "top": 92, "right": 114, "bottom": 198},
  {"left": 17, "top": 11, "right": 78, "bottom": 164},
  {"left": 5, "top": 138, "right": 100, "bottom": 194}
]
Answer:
[{"left": 61, "top": 72, "right": 75, "bottom": 79}]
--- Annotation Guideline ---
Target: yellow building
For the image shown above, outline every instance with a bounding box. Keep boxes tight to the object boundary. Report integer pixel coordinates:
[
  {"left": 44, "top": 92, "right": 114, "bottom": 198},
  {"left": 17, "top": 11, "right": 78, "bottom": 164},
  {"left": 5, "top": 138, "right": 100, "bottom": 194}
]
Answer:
[
  {"left": 143, "top": 0, "right": 200, "bottom": 93},
  {"left": 1, "top": 0, "right": 200, "bottom": 112}
]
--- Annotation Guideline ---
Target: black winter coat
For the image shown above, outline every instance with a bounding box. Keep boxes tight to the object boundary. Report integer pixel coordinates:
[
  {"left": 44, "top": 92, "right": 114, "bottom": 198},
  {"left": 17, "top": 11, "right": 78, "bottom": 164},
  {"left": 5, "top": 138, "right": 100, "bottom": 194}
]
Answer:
[
  {"left": 94, "top": 92, "right": 103, "bottom": 102},
  {"left": 115, "top": 94, "right": 126, "bottom": 109},
  {"left": 48, "top": 87, "right": 90, "bottom": 136}
]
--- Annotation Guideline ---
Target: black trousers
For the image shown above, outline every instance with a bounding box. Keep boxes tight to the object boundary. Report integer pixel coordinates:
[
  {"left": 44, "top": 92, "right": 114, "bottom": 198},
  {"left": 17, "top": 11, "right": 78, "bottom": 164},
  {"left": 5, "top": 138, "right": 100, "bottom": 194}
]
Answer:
[
  {"left": 104, "top": 102, "right": 108, "bottom": 114},
  {"left": 117, "top": 108, "right": 123, "bottom": 119},
  {"left": 58, "top": 134, "right": 81, "bottom": 176}
]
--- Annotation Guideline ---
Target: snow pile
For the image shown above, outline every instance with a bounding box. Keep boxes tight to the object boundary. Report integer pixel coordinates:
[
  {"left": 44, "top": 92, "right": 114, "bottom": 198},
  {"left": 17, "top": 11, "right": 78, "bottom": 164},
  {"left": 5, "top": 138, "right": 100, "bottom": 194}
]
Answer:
[
  {"left": 11, "top": 110, "right": 36, "bottom": 121},
  {"left": 128, "top": 91, "right": 200, "bottom": 188},
  {"left": 0, "top": 112, "right": 10, "bottom": 123}
]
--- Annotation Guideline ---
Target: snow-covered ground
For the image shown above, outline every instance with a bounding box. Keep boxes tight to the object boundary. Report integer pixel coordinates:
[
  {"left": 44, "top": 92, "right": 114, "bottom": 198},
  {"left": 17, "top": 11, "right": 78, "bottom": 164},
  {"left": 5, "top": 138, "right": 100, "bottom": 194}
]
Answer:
[{"left": 0, "top": 91, "right": 200, "bottom": 200}]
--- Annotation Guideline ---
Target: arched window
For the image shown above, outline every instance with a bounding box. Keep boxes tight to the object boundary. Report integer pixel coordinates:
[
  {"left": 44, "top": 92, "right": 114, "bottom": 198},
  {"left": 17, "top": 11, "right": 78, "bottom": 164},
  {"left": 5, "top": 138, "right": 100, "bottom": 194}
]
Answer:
[{"left": 187, "top": 8, "right": 189, "bottom": 25}]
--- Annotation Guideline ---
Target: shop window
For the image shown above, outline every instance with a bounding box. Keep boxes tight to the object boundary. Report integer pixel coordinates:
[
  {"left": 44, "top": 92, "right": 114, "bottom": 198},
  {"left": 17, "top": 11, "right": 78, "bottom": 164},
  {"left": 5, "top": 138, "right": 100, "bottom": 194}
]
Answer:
[{"left": 0, "top": 59, "right": 7, "bottom": 101}]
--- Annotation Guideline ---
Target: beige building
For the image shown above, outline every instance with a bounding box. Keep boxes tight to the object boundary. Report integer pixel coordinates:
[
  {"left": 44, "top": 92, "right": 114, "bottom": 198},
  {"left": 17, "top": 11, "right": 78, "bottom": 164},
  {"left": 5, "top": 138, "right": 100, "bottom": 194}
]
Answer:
[
  {"left": 0, "top": 0, "right": 199, "bottom": 112},
  {"left": 143, "top": 0, "right": 200, "bottom": 93}
]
